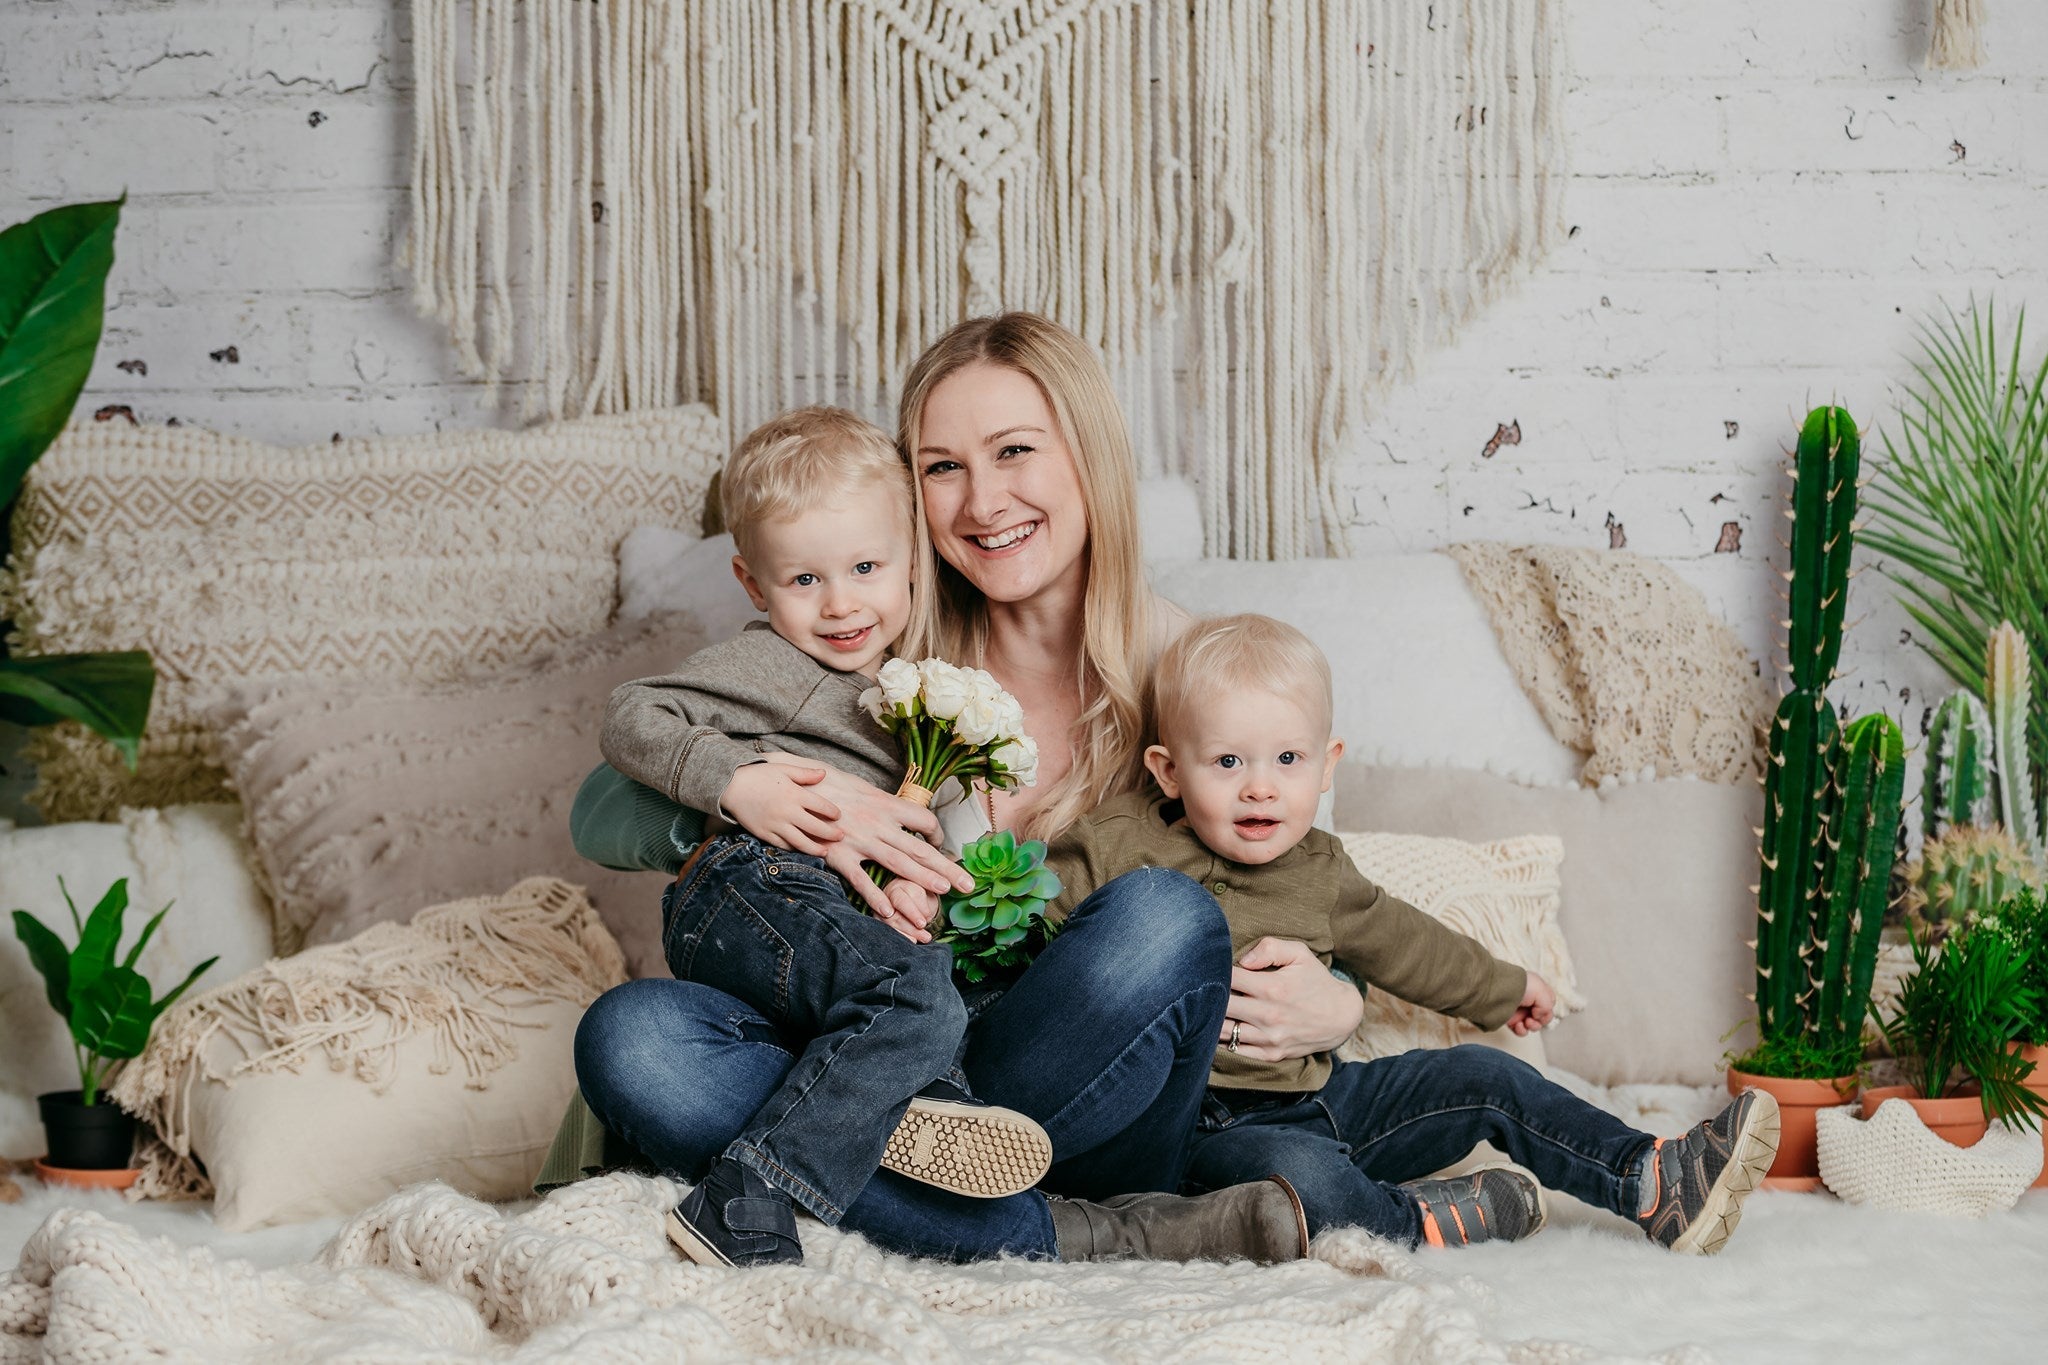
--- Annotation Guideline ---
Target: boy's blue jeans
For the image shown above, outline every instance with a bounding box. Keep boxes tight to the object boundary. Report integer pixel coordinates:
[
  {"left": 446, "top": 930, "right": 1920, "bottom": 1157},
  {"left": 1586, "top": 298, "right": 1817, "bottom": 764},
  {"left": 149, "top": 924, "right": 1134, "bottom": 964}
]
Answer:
[
  {"left": 577, "top": 865, "right": 1234, "bottom": 1261},
  {"left": 654, "top": 832, "right": 968, "bottom": 1224},
  {"left": 1184, "top": 1045, "right": 1659, "bottom": 1248}
]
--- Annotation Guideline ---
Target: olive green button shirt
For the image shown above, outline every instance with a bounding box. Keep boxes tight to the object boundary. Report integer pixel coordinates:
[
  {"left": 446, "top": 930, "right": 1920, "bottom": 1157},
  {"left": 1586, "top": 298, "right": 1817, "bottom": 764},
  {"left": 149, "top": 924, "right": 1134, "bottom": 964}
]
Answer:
[{"left": 1044, "top": 792, "right": 1528, "bottom": 1094}]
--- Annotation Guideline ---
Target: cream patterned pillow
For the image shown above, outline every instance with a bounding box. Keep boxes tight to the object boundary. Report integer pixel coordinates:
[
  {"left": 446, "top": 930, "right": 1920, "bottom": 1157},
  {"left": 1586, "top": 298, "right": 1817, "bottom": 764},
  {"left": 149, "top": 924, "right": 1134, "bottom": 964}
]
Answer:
[
  {"left": 2, "top": 408, "right": 723, "bottom": 820},
  {"left": 1335, "top": 831, "right": 1584, "bottom": 1067},
  {"left": 110, "top": 877, "right": 626, "bottom": 1232}
]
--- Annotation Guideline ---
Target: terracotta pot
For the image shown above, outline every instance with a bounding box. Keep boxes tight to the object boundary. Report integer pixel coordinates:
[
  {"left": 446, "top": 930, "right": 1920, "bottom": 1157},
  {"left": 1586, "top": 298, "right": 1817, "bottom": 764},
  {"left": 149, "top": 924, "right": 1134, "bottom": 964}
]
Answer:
[
  {"left": 1727, "top": 1068, "right": 1857, "bottom": 1186},
  {"left": 32, "top": 1159, "right": 139, "bottom": 1191},
  {"left": 2015, "top": 1042, "right": 2048, "bottom": 1188},
  {"left": 1859, "top": 1084, "right": 1991, "bottom": 1149}
]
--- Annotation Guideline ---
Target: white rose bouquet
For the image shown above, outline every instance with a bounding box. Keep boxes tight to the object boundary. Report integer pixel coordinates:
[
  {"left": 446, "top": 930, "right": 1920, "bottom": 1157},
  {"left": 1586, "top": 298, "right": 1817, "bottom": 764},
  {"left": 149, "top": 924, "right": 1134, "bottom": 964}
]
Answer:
[
  {"left": 859, "top": 658, "right": 1061, "bottom": 978},
  {"left": 859, "top": 658, "right": 1040, "bottom": 804}
]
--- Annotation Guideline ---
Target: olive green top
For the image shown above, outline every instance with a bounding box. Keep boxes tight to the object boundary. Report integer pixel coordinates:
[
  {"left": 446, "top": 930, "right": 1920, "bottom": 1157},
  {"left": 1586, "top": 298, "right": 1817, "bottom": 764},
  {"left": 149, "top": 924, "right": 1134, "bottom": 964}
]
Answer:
[{"left": 1044, "top": 792, "right": 1528, "bottom": 1094}]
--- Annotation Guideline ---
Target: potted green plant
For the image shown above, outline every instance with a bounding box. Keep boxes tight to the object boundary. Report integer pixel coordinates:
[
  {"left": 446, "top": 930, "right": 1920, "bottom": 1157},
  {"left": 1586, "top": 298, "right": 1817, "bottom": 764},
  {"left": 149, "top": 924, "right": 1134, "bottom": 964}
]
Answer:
[
  {"left": 1728, "top": 405, "right": 1908, "bottom": 1186},
  {"left": 1865, "top": 915, "right": 2044, "bottom": 1148},
  {"left": 1979, "top": 886, "right": 2048, "bottom": 1182},
  {"left": 0, "top": 198, "right": 156, "bottom": 790},
  {"left": 11, "top": 876, "right": 216, "bottom": 1185},
  {"left": 1863, "top": 298, "right": 2047, "bottom": 865}
]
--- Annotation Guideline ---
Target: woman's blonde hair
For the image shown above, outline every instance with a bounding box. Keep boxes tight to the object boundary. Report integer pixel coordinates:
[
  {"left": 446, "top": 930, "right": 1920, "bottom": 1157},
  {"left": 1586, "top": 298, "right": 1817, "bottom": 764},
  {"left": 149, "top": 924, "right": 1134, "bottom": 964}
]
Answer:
[
  {"left": 1151, "top": 615, "right": 1334, "bottom": 749},
  {"left": 896, "top": 313, "right": 1151, "bottom": 841}
]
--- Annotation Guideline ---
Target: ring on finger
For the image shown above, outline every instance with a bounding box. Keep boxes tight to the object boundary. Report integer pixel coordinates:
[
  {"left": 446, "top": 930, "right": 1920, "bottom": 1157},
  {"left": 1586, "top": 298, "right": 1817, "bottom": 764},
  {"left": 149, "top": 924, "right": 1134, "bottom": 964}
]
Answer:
[{"left": 1227, "top": 1021, "right": 1242, "bottom": 1053}]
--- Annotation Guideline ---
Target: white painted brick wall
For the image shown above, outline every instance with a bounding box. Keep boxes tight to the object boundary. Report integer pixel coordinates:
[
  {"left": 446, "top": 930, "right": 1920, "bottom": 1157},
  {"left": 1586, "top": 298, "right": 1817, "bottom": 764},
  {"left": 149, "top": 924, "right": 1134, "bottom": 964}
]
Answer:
[{"left": 3, "top": 0, "right": 2045, "bottom": 767}]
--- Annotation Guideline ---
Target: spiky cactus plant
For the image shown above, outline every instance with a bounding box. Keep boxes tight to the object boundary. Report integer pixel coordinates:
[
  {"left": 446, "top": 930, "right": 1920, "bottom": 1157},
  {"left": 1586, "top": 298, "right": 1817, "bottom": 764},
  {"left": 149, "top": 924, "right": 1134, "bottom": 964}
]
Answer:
[
  {"left": 1747, "top": 406, "right": 1909, "bottom": 1078},
  {"left": 1988, "top": 622, "right": 2044, "bottom": 866},
  {"left": 1922, "top": 690, "right": 1994, "bottom": 843}
]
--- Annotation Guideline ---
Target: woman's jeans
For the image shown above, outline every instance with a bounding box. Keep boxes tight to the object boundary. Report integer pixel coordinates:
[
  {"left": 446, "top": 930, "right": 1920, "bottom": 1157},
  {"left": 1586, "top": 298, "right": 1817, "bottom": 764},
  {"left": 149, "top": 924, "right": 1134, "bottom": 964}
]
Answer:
[
  {"left": 1184, "top": 1045, "right": 1659, "bottom": 1248},
  {"left": 576, "top": 867, "right": 1232, "bottom": 1262}
]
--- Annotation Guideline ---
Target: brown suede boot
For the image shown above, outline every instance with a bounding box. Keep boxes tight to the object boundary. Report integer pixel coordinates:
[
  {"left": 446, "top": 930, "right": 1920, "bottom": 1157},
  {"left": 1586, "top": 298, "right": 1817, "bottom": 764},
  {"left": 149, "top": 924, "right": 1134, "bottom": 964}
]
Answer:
[{"left": 1048, "top": 1176, "right": 1310, "bottom": 1264}]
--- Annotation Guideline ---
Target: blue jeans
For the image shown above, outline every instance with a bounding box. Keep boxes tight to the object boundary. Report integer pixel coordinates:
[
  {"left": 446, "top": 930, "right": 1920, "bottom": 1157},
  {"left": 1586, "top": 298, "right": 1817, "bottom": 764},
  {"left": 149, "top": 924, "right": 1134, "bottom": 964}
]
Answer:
[
  {"left": 659, "top": 832, "right": 967, "bottom": 1223},
  {"left": 576, "top": 866, "right": 1232, "bottom": 1262},
  {"left": 1184, "top": 1046, "right": 1658, "bottom": 1248}
]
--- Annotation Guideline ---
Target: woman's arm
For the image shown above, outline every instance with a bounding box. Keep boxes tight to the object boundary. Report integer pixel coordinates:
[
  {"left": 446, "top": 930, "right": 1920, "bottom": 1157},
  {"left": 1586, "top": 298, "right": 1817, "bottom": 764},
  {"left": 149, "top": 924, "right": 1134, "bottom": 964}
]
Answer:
[
  {"left": 1218, "top": 937, "right": 1366, "bottom": 1061},
  {"left": 569, "top": 763, "right": 705, "bottom": 874}
]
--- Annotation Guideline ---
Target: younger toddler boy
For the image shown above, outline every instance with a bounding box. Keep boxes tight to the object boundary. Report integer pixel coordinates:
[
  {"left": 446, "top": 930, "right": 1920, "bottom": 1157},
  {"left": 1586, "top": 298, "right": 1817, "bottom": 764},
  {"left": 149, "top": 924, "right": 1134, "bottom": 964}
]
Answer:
[
  {"left": 601, "top": 407, "right": 1053, "bottom": 1267},
  {"left": 1043, "top": 614, "right": 1780, "bottom": 1255}
]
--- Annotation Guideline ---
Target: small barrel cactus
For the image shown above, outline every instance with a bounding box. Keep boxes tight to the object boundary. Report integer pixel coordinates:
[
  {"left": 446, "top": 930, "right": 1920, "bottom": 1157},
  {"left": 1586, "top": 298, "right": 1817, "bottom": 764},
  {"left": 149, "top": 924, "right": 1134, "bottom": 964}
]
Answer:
[{"left": 1903, "top": 825, "right": 2039, "bottom": 924}]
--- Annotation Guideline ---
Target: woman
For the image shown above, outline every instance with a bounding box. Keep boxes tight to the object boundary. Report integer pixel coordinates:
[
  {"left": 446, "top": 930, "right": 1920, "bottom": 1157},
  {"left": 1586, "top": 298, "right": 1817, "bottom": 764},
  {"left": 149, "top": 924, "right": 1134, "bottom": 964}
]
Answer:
[{"left": 568, "top": 314, "right": 1365, "bottom": 1261}]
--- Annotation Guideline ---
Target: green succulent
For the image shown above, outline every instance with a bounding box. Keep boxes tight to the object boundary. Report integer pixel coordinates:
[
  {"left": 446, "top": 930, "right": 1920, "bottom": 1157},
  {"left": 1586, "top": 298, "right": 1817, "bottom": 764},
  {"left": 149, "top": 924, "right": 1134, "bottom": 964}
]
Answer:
[{"left": 935, "top": 830, "right": 1063, "bottom": 983}]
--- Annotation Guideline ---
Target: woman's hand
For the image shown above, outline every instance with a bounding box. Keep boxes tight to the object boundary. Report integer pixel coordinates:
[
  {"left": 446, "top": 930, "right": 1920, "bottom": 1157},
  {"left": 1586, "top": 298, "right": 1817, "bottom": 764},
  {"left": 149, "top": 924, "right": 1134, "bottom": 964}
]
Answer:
[
  {"left": 743, "top": 754, "right": 975, "bottom": 907},
  {"left": 1220, "top": 937, "right": 1366, "bottom": 1062},
  {"left": 877, "top": 879, "right": 939, "bottom": 944}
]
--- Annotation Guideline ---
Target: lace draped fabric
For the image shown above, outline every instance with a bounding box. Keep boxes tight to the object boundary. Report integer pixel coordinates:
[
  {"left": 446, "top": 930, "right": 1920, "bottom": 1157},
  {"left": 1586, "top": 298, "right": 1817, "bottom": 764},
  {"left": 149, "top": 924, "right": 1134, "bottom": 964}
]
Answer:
[{"left": 1444, "top": 544, "right": 1772, "bottom": 787}]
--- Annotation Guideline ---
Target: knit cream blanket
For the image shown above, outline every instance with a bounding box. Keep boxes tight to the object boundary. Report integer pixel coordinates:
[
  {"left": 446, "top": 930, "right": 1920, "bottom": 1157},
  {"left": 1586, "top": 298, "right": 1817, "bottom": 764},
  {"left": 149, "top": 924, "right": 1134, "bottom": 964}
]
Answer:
[
  {"left": 1445, "top": 544, "right": 1773, "bottom": 786},
  {"left": 0, "top": 1173, "right": 1686, "bottom": 1363}
]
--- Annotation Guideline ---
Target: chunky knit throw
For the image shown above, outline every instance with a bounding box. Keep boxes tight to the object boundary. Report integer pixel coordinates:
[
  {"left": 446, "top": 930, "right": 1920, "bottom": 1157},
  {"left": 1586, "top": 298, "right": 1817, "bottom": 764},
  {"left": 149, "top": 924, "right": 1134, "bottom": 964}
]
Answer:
[{"left": 0, "top": 1171, "right": 1693, "bottom": 1363}]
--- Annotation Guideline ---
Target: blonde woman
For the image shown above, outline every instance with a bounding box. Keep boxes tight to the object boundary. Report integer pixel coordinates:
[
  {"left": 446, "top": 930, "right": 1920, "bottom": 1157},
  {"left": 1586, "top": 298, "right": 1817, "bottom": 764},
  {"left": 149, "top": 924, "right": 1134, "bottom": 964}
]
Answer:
[{"left": 568, "top": 314, "right": 1362, "bottom": 1262}]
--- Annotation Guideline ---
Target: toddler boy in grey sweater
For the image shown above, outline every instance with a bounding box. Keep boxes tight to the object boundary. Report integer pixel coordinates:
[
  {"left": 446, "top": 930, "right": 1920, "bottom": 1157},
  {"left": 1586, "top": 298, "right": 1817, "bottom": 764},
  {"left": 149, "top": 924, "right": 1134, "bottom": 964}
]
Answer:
[{"left": 601, "top": 407, "right": 1050, "bottom": 1267}]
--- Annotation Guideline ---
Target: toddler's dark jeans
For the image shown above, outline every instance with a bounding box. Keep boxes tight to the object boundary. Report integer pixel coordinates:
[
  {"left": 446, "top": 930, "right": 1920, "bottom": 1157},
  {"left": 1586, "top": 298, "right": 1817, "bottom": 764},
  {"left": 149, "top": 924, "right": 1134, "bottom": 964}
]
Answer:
[
  {"left": 1185, "top": 1045, "right": 1659, "bottom": 1248},
  {"left": 657, "top": 832, "right": 967, "bottom": 1223}
]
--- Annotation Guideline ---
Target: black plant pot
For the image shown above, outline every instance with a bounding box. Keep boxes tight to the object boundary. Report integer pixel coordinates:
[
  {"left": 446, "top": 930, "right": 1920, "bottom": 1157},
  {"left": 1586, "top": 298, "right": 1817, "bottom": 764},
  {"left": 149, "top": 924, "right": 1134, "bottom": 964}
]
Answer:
[{"left": 37, "top": 1090, "right": 136, "bottom": 1170}]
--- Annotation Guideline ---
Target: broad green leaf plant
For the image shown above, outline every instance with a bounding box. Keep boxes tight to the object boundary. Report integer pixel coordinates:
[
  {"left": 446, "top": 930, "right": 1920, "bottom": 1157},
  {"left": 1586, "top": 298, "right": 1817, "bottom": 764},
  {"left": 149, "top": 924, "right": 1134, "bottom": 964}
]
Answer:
[
  {"left": 11, "top": 877, "right": 216, "bottom": 1105},
  {"left": 0, "top": 197, "right": 155, "bottom": 768},
  {"left": 1880, "top": 914, "right": 2045, "bottom": 1131},
  {"left": 1863, "top": 298, "right": 2048, "bottom": 845}
]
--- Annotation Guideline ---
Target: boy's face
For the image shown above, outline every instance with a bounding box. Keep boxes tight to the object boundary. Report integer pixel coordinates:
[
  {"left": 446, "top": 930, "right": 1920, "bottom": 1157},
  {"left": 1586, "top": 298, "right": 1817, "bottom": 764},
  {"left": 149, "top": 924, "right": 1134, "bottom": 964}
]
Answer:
[
  {"left": 732, "top": 482, "right": 913, "bottom": 678},
  {"left": 1144, "top": 687, "right": 1343, "bottom": 866}
]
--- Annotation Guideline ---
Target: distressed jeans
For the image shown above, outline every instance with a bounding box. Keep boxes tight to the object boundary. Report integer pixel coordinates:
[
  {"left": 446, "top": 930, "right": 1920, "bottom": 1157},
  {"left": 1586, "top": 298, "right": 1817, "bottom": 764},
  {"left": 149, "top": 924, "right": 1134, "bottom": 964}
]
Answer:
[
  {"left": 576, "top": 866, "right": 1233, "bottom": 1262},
  {"left": 1184, "top": 1045, "right": 1659, "bottom": 1248}
]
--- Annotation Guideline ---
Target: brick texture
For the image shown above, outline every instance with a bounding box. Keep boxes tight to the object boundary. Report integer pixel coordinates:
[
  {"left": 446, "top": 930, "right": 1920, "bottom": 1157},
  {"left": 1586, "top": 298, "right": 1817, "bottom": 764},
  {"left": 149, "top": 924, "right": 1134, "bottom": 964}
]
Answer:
[{"left": 4, "top": 0, "right": 2045, "bottom": 756}]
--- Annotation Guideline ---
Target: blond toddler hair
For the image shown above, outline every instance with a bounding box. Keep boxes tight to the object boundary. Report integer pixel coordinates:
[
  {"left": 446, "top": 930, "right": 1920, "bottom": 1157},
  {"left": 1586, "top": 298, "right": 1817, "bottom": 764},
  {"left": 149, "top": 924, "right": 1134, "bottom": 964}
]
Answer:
[
  {"left": 720, "top": 406, "right": 912, "bottom": 561},
  {"left": 1150, "top": 614, "right": 1334, "bottom": 747}
]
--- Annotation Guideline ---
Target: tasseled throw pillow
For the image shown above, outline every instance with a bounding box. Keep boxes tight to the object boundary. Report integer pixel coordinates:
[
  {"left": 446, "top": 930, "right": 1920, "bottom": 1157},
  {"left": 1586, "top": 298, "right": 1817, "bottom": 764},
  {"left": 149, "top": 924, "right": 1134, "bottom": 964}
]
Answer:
[{"left": 110, "top": 877, "right": 627, "bottom": 1231}]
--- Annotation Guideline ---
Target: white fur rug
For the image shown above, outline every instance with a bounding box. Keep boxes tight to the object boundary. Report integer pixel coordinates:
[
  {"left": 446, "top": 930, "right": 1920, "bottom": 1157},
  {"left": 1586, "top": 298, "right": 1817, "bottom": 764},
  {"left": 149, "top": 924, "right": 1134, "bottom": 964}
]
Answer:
[{"left": 2, "top": 1079, "right": 2042, "bottom": 1363}]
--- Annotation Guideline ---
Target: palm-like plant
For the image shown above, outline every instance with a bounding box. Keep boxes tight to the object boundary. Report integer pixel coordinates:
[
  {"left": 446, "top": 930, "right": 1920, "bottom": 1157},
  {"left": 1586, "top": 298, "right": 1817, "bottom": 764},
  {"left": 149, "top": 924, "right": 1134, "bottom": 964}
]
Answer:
[{"left": 1862, "top": 298, "right": 2048, "bottom": 840}]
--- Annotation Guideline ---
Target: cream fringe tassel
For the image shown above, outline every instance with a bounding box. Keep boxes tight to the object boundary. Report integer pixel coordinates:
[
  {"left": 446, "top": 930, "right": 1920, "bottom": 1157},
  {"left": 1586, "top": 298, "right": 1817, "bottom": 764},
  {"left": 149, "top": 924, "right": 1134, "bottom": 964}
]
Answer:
[
  {"left": 409, "top": 1, "right": 1567, "bottom": 559},
  {"left": 1928, "top": 0, "right": 1988, "bottom": 70},
  {"left": 110, "top": 878, "right": 627, "bottom": 1201}
]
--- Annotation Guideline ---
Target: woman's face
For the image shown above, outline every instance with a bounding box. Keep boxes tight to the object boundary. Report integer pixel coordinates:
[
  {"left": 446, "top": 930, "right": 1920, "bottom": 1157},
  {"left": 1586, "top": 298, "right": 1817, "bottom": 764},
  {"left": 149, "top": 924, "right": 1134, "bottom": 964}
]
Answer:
[{"left": 914, "top": 362, "right": 1090, "bottom": 606}]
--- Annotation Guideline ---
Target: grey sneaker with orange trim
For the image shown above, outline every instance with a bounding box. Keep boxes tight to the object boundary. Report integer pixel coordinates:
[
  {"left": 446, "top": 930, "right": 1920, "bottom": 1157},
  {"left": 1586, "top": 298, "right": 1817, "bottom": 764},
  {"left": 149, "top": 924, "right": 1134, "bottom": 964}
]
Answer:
[
  {"left": 1634, "top": 1088, "right": 1780, "bottom": 1255},
  {"left": 1402, "top": 1163, "right": 1548, "bottom": 1248}
]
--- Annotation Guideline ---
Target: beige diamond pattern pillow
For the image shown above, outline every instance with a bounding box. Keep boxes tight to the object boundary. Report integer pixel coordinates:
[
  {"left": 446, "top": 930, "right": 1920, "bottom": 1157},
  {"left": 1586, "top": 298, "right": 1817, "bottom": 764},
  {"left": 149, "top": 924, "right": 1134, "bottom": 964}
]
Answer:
[
  {"left": 2, "top": 407, "right": 723, "bottom": 820},
  {"left": 1335, "top": 831, "right": 1584, "bottom": 1066}
]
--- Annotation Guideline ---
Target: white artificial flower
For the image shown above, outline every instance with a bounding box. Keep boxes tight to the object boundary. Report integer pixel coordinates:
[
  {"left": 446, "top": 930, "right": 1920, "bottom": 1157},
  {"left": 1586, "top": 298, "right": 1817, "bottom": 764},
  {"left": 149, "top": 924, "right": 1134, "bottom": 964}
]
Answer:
[
  {"left": 920, "top": 658, "right": 973, "bottom": 720},
  {"left": 992, "top": 735, "right": 1040, "bottom": 786},
  {"left": 954, "top": 692, "right": 1003, "bottom": 747},
  {"left": 992, "top": 692, "right": 1026, "bottom": 742},
  {"left": 858, "top": 686, "right": 885, "bottom": 722},
  {"left": 877, "top": 657, "right": 922, "bottom": 708}
]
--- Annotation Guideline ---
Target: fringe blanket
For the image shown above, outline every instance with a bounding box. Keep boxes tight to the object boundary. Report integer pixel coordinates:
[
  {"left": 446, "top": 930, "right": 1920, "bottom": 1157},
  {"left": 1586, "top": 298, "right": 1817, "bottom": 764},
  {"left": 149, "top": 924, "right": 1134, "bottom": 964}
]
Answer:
[
  {"left": 1445, "top": 544, "right": 1773, "bottom": 787},
  {"left": 0, "top": 1172, "right": 1688, "bottom": 1364}
]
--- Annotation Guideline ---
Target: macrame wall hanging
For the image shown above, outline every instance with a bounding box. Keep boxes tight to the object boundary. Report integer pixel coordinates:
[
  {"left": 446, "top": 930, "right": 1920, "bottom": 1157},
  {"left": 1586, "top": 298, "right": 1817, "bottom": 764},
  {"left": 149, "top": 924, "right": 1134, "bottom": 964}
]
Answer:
[
  {"left": 1927, "top": 0, "right": 1987, "bottom": 70},
  {"left": 410, "top": 1, "right": 1567, "bottom": 558}
]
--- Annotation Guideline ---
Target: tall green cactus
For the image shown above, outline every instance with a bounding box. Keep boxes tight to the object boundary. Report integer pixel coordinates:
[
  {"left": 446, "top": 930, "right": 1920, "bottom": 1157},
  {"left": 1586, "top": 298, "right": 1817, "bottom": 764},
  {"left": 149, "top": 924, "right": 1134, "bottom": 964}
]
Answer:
[
  {"left": 1988, "top": 622, "right": 2044, "bottom": 864},
  {"left": 1751, "top": 406, "right": 1908, "bottom": 1075},
  {"left": 1813, "top": 715, "right": 1906, "bottom": 1054},
  {"left": 1922, "top": 690, "right": 1994, "bottom": 843}
]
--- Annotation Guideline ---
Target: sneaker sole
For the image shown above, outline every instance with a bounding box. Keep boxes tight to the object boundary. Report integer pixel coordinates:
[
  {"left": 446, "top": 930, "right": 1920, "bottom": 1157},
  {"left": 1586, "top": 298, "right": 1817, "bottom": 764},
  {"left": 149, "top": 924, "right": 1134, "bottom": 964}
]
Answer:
[
  {"left": 666, "top": 1207, "right": 737, "bottom": 1267},
  {"left": 1670, "top": 1090, "right": 1781, "bottom": 1257},
  {"left": 880, "top": 1097, "right": 1053, "bottom": 1198}
]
